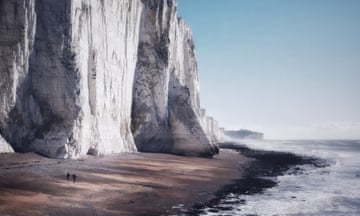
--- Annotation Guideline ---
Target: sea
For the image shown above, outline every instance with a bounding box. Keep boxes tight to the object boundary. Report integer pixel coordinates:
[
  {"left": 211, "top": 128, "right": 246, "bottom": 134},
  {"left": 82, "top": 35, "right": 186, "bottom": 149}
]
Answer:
[{"left": 200, "top": 140, "right": 360, "bottom": 216}]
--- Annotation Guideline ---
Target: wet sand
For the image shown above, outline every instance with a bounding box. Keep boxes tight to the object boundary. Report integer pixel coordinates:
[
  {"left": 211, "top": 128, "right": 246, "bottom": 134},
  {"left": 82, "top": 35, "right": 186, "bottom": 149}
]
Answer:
[{"left": 0, "top": 149, "right": 250, "bottom": 216}]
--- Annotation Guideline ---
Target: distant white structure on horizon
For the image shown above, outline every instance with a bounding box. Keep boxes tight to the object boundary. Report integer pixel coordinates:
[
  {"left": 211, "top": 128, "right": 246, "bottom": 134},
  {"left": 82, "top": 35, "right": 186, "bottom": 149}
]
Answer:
[{"left": 224, "top": 129, "right": 264, "bottom": 140}]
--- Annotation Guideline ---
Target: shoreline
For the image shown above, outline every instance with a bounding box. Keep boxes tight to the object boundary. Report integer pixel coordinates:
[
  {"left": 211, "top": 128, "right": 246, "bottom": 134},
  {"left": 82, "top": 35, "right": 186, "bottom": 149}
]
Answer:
[
  {"left": 0, "top": 149, "right": 250, "bottom": 216},
  {"left": 0, "top": 144, "right": 327, "bottom": 216},
  {"left": 184, "top": 142, "right": 328, "bottom": 215}
]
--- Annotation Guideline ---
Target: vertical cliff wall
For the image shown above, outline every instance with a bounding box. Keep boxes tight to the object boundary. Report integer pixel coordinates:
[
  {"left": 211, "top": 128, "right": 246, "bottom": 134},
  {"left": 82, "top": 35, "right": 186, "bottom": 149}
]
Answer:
[
  {"left": 1, "top": 0, "right": 221, "bottom": 158},
  {"left": 0, "top": 0, "right": 142, "bottom": 158},
  {"left": 131, "top": 0, "right": 219, "bottom": 156},
  {"left": 131, "top": 0, "right": 174, "bottom": 153},
  {"left": 67, "top": 0, "right": 142, "bottom": 156},
  {"left": 0, "top": 0, "right": 36, "bottom": 153}
]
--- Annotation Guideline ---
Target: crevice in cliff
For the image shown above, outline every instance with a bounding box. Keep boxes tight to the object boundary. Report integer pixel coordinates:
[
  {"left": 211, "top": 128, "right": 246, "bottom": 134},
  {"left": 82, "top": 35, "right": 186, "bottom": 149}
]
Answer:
[{"left": 87, "top": 50, "right": 97, "bottom": 116}]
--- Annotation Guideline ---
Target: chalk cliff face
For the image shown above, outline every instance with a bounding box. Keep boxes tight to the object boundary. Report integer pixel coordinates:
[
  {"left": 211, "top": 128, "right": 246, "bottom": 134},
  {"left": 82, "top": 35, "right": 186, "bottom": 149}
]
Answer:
[
  {"left": 0, "top": 0, "right": 220, "bottom": 157},
  {"left": 0, "top": 0, "right": 142, "bottom": 157},
  {"left": 132, "top": 0, "right": 218, "bottom": 156},
  {"left": 0, "top": 0, "right": 36, "bottom": 153}
]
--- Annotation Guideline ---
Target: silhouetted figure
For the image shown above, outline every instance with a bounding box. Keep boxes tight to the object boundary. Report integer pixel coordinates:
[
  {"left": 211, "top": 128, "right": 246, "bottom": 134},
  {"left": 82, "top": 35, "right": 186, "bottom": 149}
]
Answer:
[
  {"left": 72, "top": 174, "right": 77, "bottom": 183},
  {"left": 213, "top": 145, "right": 220, "bottom": 155},
  {"left": 66, "top": 172, "right": 70, "bottom": 181}
]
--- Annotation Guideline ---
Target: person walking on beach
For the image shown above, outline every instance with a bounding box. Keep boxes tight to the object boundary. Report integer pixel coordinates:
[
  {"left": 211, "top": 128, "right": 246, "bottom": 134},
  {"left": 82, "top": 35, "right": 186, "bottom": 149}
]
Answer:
[
  {"left": 72, "top": 174, "right": 77, "bottom": 183},
  {"left": 66, "top": 172, "right": 70, "bottom": 181}
]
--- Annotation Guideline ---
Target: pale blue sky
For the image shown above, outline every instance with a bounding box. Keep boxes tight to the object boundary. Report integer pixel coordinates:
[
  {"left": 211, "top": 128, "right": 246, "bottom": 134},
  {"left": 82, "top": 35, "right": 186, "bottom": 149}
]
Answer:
[{"left": 178, "top": 0, "right": 360, "bottom": 139}]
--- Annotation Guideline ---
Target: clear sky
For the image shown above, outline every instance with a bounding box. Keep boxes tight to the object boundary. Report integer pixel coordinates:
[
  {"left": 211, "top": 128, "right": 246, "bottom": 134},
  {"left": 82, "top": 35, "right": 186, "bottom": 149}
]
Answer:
[{"left": 177, "top": 0, "right": 360, "bottom": 139}]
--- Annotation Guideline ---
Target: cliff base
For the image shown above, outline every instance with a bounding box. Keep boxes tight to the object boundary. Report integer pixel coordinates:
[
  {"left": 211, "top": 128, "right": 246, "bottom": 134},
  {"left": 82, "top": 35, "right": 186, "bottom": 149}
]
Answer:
[{"left": 0, "top": 150, "right": 248, "bottom": 216}]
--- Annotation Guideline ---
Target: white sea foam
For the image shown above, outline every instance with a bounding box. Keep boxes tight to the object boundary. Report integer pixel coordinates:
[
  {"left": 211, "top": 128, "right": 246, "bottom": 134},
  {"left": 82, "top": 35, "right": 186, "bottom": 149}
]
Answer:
[{"left": 203, "top": 140, "right": 360, "bottom": 216}]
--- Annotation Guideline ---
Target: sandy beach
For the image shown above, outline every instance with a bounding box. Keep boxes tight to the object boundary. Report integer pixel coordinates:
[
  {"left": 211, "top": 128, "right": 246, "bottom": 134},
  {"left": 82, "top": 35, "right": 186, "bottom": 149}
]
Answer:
[{"left": 0, "top": 149, "right": 251, "bottom": 216}]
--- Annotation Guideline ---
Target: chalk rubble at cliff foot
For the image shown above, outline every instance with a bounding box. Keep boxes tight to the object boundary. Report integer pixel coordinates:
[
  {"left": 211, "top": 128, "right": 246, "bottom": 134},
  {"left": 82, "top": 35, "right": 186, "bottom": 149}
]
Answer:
[
  {"left": 131, "top": 0, "right": 220, "bottom": 157},
  {"left": 0, "top": 0, "right": 142, "bottom": 158},
  {"left": 0, "top": 134, "right": 14, "bottom": 153},
  {"left": 0, "top": 0, "right": 221, "bottom": 158}
]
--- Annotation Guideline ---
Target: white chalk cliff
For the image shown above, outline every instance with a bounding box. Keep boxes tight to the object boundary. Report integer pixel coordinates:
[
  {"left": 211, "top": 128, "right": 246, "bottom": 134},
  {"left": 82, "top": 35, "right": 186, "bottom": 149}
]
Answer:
[
  {"left": 132, "top": 0, "right": 219, "bottom": 156},
  {"left": 0, "top": 0, "right": 36, "bottom": 154},
  {"left": 0, "top": 0, "right": 221, "bottom": 158}
]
